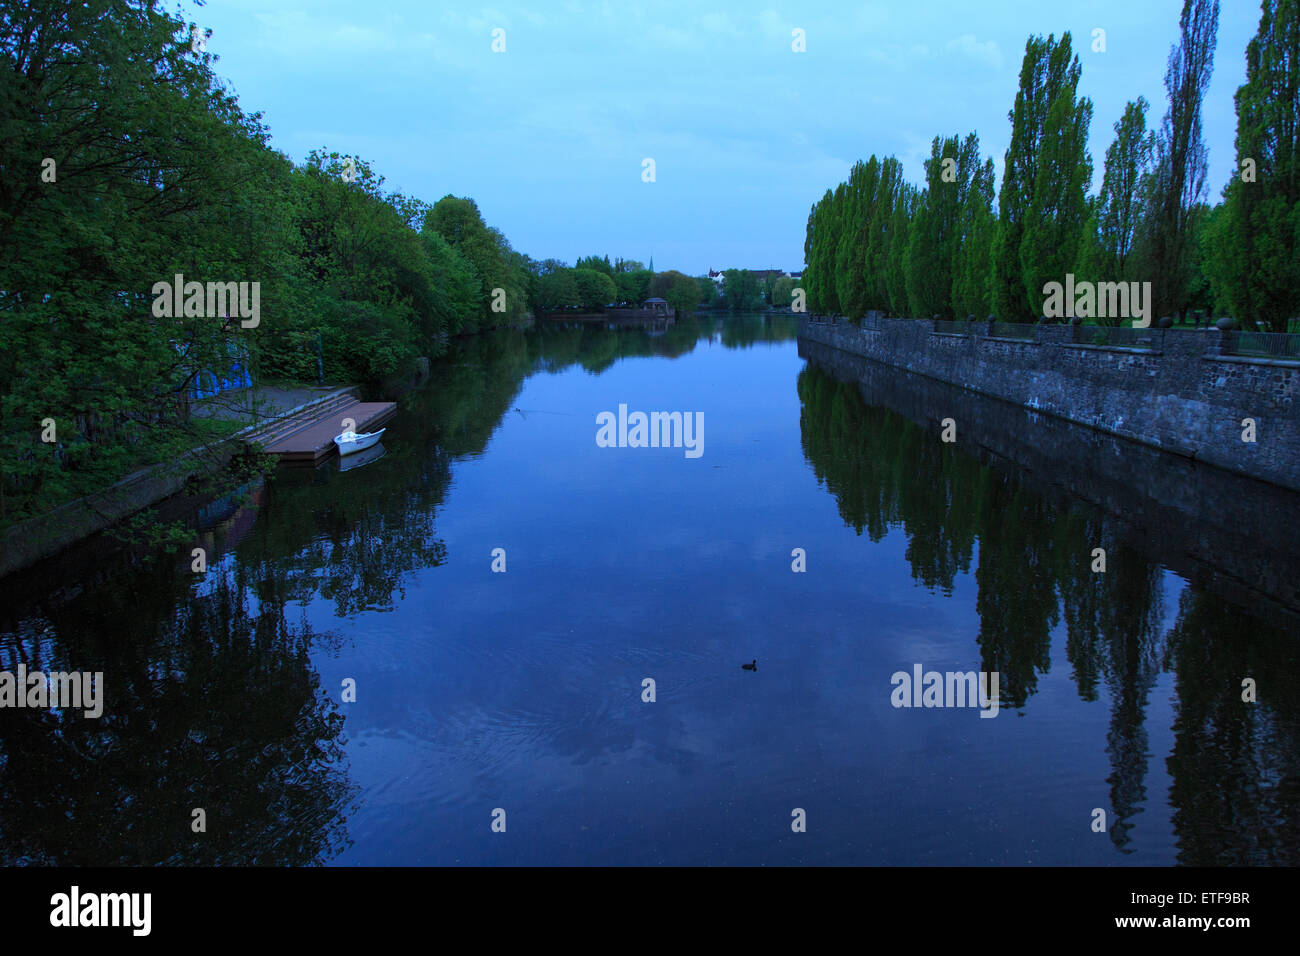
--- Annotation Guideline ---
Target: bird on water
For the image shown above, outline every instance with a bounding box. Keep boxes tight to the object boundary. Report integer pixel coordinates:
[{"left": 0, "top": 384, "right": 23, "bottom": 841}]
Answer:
[{"left": 742, "top": 659, "right": 757, "bottom": 671}]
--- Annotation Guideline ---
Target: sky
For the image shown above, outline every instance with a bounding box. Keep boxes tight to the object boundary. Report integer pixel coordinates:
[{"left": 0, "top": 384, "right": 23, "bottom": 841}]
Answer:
[{"left": 185, "top": 0, "right": 1259, "bottom": 275}]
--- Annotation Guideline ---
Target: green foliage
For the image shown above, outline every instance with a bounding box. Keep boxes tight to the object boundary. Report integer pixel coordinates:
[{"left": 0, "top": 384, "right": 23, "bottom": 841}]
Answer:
[
  {"left": 575, "top": 254, "right": 614, "bottom": 274},
  {"left": 1073, "top": 205, "right": 1111, "bottom": 321},
  {"left": 905, "top": 135, "right": 985, "bottom": 319},
  {"left": 0, "top": 0, "right": 530, "bottom": 530},
  {"left": 0, "top": 0, "right": 291, "bottom": 524},
  {"left": 805, "top": 188, "right": 842, "bottom": 313},
  {"left": 866, "top": 158, "right": 905, "bottom": 312},
  {"left": 1021, "top": 73, "right": 1094, "bottom": 318},
  {"left": 1007, "top": 34, "right": 1093, "bottom": 319},
  {"left": 537, "top": 269, "right": 582, "bottom": 309},
  {"left": 664, "top": 274, "right": 700, "bottom": 316},
  {"left": 1138, "top": 0, "right": 1221, "bottom": 318},
  {"left": 721, "top": 270, "right": 764, "bottom": 312},
  {"left": 617, "top": 270, "right": 652, "bottom": 305},
  {"left": 953, "top": 157, "right": 996, "bottom": 318},
  {"left": 993, "top": 33, "right": 1086, "bottom": 321},
  {"left": 834, "top": 158, "right": 880, "bottom": 317},
  {"left": 771, "top": 276, "right": 798, "bottom": 309},
  {"left": 1204, "top": 0, "right": 1299, "bottom": 331},
  {"left": 695, "top": 275, "right": 717, "bottom": 306},
  {"left": 573, "top": 269, "right": 618, "bottom": 309},
  {"left": 885, "top": 186, "right": 916, "bottom": 316},
  {"left": 424, "top": 196, "right": 528, "bottom": 329},
  {"left": 1097, "top": 98, "right": 1154, "bottom": 280},
  {"left": 799, "top": 4, "right": 1258, "bottom": 336}
]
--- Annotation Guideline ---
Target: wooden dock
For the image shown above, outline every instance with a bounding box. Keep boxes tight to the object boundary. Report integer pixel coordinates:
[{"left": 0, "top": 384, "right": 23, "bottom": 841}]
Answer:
[{"left": 246, "top": 392, "right": 396, "bottom": 463}]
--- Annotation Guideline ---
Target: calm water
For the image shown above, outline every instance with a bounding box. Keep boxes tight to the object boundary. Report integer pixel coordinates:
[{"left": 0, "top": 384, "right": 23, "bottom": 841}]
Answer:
[{"left": 1, "top": 314, "right": 1297, "bottom": 865}]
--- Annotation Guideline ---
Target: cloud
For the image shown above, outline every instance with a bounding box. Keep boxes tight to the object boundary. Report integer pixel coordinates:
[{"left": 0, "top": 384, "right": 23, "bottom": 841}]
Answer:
[{"left": 946, "top": 34, "right": 1002, "bottom": 71}]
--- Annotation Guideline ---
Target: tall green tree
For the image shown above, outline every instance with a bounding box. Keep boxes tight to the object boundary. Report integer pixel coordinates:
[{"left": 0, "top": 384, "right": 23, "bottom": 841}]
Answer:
[
  {"left": 1205, "top": 0, "right": 1299, "bottom": 331},
  {"left": 905, "top": 135, "right": 981, "bottom": 319},
  {"left": 1139, "top": 0, "right": 1221, "bottom": 319},
  {"left": 885, "top": 184, "right": 917, "bottom": 316},
  {"left": 992, "top": 33, "right": 1086, "bottom": 321},
  {"left": 953, "top": 157, "right": 996, "bottom": 319},
  {"left": 1097, "top": 99, "right": 1155, "bottom": 280},
  {"left": 834, "top": 157, "right": 880, "bottom": 318},
  {"left": 865, "top": 157, "right": 905, "bottom": 312},
  {"left": 424, "top": 196, "right": 528, "bottom": 328},
  {"left": 1019, "top": 36, "right": 1093, "bottom": 319}
]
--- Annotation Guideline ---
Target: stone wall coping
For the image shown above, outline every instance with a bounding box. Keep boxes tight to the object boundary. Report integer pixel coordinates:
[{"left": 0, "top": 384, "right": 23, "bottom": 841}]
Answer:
[
  {"left": 1204, "top": 354, "right": 1300, "bottom": 369},
  {"left": 1059, "top": 343, "right": 1163, "bottom": 356}
]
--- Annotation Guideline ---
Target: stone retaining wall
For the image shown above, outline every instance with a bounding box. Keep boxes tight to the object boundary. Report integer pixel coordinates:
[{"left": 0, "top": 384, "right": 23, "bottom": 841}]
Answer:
[{"left": 799, "top": 315, "right": 1300, "bottom": 492}]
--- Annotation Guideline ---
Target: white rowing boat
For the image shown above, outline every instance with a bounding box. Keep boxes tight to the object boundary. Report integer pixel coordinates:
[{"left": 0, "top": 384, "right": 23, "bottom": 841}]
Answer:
[{"left": 334, "top": 428, "right": 385, "bottom": 456}]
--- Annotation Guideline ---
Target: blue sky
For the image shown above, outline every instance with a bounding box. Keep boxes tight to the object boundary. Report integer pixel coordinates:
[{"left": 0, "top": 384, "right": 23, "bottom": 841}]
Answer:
[{"left": 189, "top": 1, "right": 1257, "bottom": 275}]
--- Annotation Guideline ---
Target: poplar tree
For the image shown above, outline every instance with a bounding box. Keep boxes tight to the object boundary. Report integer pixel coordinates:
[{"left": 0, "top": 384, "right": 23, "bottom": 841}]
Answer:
[
  {"left": 1020, "top": 39, "right": 1093, "bottom": 319},
  {"left": 835, "top": 158, "right": 881, "bottom": 319},
  {"left": 1140, "top": 0, "right": 1221, "bottom": 319},
  {"left": 1072, "top": 202, "right": 1109, "bottom": 321},
  {"left": 906, "top": 136, "right": 965, "bottom": 319},
  {"left": 885, "top": 185, "right": 917, "bottom": 316},
  {"left": 953, "top": 157, "right": 996, "bottom": 319},
  {"left": 992, "top": 33, "right": 1085, "bottom": 321},
  {"left": 803, "top": 200, "right": 821, "bottom": 310},
  {"left": 1097, "top": 99, "right": 1155, "bottom": 280},
  {"left": 865, "top": 157, "right": 904, "bottom": 313}
]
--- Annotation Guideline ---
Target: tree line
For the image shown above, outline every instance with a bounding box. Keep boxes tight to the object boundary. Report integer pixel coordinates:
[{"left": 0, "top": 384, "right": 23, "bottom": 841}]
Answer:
[
  {"left": 803, "top": 0, "right": 1298, "bottom": 333},
  {"left": 0, "top": 1, "right": 550, "bottom": 525},
  {"left": 528, "top": 255, "right": 804, "bottom": 317}
]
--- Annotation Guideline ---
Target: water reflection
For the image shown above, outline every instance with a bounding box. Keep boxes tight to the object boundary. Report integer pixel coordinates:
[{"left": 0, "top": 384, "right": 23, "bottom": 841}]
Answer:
[
  {"left": 0, "top": 561, "right": 354, "bottom": 865},
  {"left": 797, "top": 351, "right": 1300, "bottom": 863}
]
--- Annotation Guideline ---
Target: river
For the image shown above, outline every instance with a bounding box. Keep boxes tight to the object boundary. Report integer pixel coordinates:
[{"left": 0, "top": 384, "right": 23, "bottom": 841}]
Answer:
[{"left": 1, "top": 314, "right": 1296, "bottom": 865}]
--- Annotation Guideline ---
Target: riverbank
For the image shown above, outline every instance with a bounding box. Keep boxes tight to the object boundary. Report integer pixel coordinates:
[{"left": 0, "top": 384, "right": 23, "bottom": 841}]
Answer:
[
  {"left": 0, "top": 385, "right": 357, "bottom": 579},
  {"left": 798, "top": 314, "right": 1300, "bottom": 492}
]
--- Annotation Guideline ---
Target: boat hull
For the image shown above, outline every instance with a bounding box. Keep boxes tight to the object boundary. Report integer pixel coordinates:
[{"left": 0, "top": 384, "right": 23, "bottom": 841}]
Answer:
[{"left": 334, "top": 428, "right": 385, "bottom": 456}]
